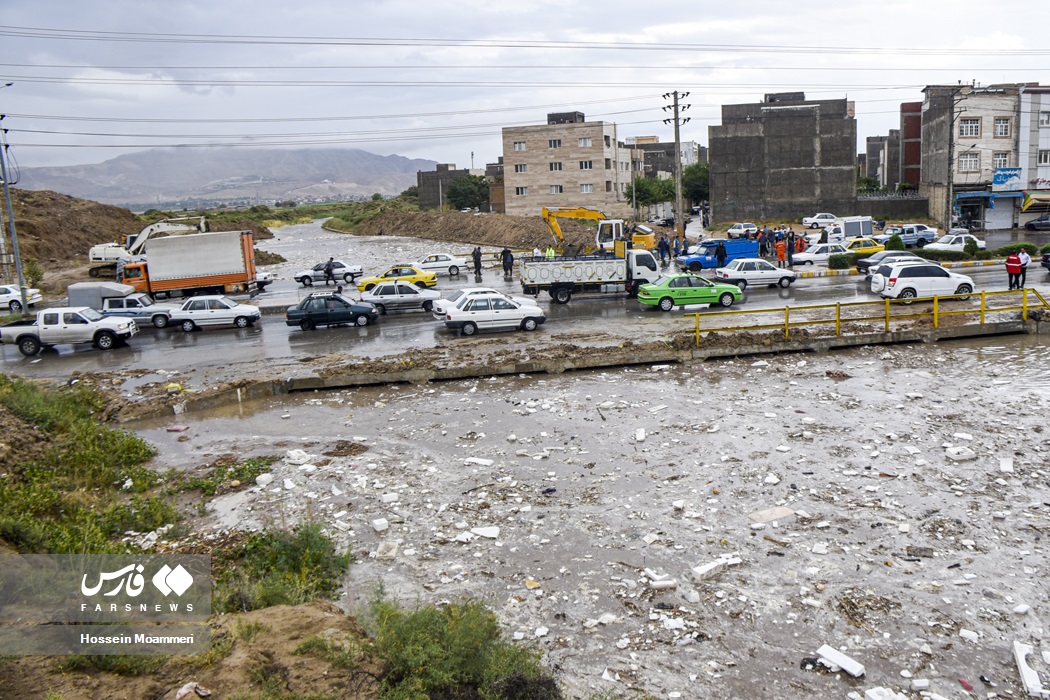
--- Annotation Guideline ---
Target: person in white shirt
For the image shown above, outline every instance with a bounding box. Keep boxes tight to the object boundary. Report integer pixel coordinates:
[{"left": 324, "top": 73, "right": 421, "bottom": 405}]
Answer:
[{"left": 1018, "top": 249, "right": 1032, "bottom": 288}]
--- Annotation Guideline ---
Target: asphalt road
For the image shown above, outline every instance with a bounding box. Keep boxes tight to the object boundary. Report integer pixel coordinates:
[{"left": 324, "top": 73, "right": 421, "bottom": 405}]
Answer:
[{"left": 1, "top": 219, "right": 1047, "bottom": 378}]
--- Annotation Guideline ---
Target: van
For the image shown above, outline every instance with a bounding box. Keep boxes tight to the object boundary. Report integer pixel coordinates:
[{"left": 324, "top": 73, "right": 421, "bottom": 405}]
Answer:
[{"left": 675, "top": 239, "right": 759, "bottom": 271}]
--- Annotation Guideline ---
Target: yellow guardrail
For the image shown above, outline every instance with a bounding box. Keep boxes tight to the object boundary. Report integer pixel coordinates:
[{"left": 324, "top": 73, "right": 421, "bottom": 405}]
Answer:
[{"left": 689, "top": 288, "right": 1050, "bottom": 346}]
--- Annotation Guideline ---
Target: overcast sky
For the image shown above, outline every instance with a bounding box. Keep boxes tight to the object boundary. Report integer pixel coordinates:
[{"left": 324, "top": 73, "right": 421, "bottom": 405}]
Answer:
[{"left": 0, "top": 0, "right": 1046, "bottom": 170}]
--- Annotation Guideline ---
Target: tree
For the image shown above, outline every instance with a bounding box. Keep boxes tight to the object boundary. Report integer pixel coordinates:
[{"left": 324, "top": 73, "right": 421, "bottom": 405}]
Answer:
[
  {"left": 400, "top": 185, "right": 419, "bottom": 198},
  {"left": 884, "top": 234, "right": 905, "bottom": 251},
  {"left": 857, "top": 176, "right": 880, "bottom": 191},
  {"left": 446, "top": 174, "right": 489, "bottom": 210},
  {"left": 625, "top": 177, "right": 674, "bottom": 208},
  {"left": 682, "top": 162, "right": 709, "bottom": 204},
  {"left": 371, "top": 193, "right": 384, "bottom": 201}
]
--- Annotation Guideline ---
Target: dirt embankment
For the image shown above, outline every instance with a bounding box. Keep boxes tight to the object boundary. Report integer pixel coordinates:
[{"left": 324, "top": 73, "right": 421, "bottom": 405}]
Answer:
[{"left": 351, "top": 210, "right": 598, "bottom": 251}]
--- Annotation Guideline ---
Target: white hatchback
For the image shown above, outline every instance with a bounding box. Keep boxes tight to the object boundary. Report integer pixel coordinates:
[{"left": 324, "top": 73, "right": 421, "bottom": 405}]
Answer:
[{"left": 870, "top": 262, "right": 974, "bottom": 301}]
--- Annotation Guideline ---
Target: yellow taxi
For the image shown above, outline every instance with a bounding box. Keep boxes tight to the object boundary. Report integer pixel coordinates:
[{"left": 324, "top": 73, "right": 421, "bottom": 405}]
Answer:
[
  {"left": 356, "top": 265, "right": 438, "bottom": 291},
  {"left": 844, "top": 237, "right": 885, "bottom": 256}
]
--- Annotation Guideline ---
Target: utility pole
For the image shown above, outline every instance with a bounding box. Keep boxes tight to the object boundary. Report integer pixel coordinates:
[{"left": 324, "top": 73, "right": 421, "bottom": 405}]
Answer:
[
  {"left": 662, "top": 91, "right": 690, "bottom": 244},
  {"left": 0, "top": 112, "right": 28, "bottom": 313}
]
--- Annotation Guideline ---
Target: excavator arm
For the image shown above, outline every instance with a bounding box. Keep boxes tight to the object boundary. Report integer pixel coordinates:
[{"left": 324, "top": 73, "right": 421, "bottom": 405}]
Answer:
[
  {"left": 541, "top": 207, "right": 609, "bottom": 253},
  {"left": 126, "top": 216, "right": 208, "bottom": 255}
]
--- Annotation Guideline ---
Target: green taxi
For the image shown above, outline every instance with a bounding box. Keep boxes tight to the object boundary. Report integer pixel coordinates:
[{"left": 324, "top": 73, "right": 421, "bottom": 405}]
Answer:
[{"left": 637, "top": 273, "right": 742, "bottom": 312}]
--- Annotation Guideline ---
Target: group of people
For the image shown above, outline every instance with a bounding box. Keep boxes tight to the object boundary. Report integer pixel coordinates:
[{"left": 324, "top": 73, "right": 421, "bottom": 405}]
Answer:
[
  {"left": 1005, "top": 249, "right": 1032, "bottom": 290},
  {"left": 753, "top": 226, "right": 806, "bottom": 269},
  {"left": 655, "top": 235, "right": 684, "bottom": 265}
]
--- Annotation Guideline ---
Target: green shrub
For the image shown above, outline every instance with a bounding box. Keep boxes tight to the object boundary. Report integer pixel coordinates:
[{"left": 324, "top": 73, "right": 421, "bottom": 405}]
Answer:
[
  {"left": 912, "top": 249, "right": 968, "bottom": 262},
  {"left": 963, "top": 238, "right": 979, "bottom": 256},
  {"left": 884, "top": 234, "right": 905, "bottom": 251},
  {"left": 371, "top": 598, "right": 557, "bottom": 700},
  {"left": 23, "top": 258, "right": 45, "bottom": 287},
  {"left": 828, "top": 253, "right": 864, "bottom": 270},
  {"left": 1041, "top": 243, "right": 1050, "bottom": 254},
  {"left": 996, "top": 243, "right": 1039, "bottom": 256}
]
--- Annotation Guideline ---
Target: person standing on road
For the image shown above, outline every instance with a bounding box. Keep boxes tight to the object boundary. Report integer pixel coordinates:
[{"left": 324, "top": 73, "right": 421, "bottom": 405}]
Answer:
[
  {"left": 1019, "top": 249, "right": 1032, "bottom": 288},
  {"left": 533, "top": 246, "right": 542, "bottom": 259},
  {"left": 657, "top": 235, "right": 669, "bottom": 265},
  {"left": 472, "top": 247, "right": 483, "bottom": 276},
  {"left": 500, "top": 247, "right": 514, "bottom": 277},
  {"left": 758, "top": 229, "right": 768, "bottom": 258},
  {"left": 323, "top": 257, "right": 336, "bottom": 285},
  {"left": 545, "top": 246, "right": 556, "bottom": 259},
  {"left": 1005, "top": 251, "right": 1022, "bottom": 290},
  {"left": 715, "top": 241, "right": 727, "bottom": 268},
  {"left": 786, "top": 232, "right": 795, "bottom": 267},
  {"left": 775, "top": 238, "right": 787, "bottom": 268},
  {"left": 672, "top": 237, "right": 680, "bottom": 257}
]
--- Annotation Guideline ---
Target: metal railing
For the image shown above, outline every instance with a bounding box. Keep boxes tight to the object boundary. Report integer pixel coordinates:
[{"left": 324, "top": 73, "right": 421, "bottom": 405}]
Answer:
[{"left": 689, "top": 288, "right": 1050, "bottom": 346}]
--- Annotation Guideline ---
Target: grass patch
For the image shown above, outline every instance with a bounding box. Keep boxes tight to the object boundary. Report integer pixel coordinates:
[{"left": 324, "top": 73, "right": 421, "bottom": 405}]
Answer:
[
  {"left": 236, "top": 620, "right": 271, "bottom": 643},
  {"left": 0, "top": 376, "right": 164, "bottom": 553},
  {"left": 370, "top": 597, "right": 560, "bottom": 700},
  {"left": 213, "top": 524, "right": 352, "bottom": 613},
  {"left": 294, "top": 634, "right": 367, "bottom": 670},
  {"left": 170, "top": 456, "right": 275, "bottom": 498}
]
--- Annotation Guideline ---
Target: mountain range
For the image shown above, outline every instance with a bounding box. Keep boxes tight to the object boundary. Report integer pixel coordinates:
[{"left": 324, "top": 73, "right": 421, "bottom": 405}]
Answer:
[{"left": 17, "top": 147, "right": 438, "bottom": 211}]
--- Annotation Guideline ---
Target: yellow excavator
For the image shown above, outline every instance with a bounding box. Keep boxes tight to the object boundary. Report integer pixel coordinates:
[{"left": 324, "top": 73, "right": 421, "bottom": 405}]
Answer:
[{"left": 541, "top": 207, "right": 655, "bottom": 255}]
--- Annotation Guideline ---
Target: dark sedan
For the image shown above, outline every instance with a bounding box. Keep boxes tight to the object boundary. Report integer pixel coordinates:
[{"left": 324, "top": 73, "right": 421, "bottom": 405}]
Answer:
[
  {"left": 1025, "top": 213, "right": 1050, "bottom": 231},
  {"left": 285, "top": 292, "right": 380, "bottom": 330},
  {"left": 1042, "top": 252, "right": 1050, "bottom": 273},
  {"left": 856, "top": 250, "right": 922, "bottom": 276}
]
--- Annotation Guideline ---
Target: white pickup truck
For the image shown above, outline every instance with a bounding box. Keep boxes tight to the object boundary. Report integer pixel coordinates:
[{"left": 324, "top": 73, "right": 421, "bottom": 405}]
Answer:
[{"left": 0, "top": 307, "right": 138, "bottom": 356}]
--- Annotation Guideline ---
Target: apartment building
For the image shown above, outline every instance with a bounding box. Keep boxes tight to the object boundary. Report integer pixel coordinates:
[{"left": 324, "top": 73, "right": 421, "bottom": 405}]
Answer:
[
  {"left": 1018, "top": 84, "right": 1050, "bottom": 221},
  {"left": 501, "top": 112, "right": 640, "bottom": 217}
]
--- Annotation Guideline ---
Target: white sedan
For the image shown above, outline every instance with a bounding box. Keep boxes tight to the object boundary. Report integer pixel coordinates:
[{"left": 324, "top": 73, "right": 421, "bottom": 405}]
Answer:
[
  {"left": 170, "top": 295, "right": 262, "bottom": 332},
  {"left": 360, "top": 281, "right": 441, "bottom": 314},
  {"left": 408, "top": 253, "right": 467, "bottom": 276},
  {"left": 792, "top": 243, "right": 848, "bottom": 265},
  {"left": 432, "top": 287, "right": 533, "bottom": 320},
  {"left": 443, "top": 291, "right": 546, "bottom": 336},
  {"left": 726, "top": 222, "right": 758, "bottom": 239},
  {"left": 802, "top": 212, "right": 839, "bottom": 229},
  {"left": 713, "top": 258, "right": 796, "bottom": 289},
  {"left": 923, "top": 232, "right": 986, "bottom": 252},
  {"left": 0, "top": 284, "right": 43, "bottom": 314}
]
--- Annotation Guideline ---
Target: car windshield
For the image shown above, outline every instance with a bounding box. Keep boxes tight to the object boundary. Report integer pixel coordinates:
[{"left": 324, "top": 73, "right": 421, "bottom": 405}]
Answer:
[
  {"left": 81, "top": 308, "right": 104, "bottom": 321},
  {"left": 933, "top": 235, "right": 954, "bottom": 244},
  {"left": 445, "top": 290, "right": 466, "bottom": 303},
  {"left": 695, "top": 245, "right": 715, "bottom": 255},
  {"left": 651, "top": 275, "right": 677, "bottom": 287}
]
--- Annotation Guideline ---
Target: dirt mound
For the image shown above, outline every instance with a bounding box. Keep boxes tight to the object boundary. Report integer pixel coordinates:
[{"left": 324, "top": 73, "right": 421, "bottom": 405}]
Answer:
[{"left": 352, "top": 210, "right": 597, "bottom": 250}]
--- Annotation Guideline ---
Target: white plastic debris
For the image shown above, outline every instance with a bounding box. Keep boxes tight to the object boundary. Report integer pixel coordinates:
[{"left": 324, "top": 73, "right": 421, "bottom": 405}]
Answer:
[
  {"left": 255, "top": 473, "right": 274, "bottom": 487},
  {"left": 1014, "top": 641, "right": 1050, "bottom": 699},
  {"left": 959, "top": 629, "right": 979, "bottom": 642},
  {"left": 371, "top": 518, "right": 389, "bottom": 533},
  {"left": 464, "top": 457, "right": 494, "bottom": 467},
  {"left": 471, "top": 526, "right": 500, "bottom": 539},
  {"left": 816, "top": 644, "right": 865, "bottom": 677},
  {"left": 864, "top": 688, "right": 907, "bottom": 700},
  {"left": 283, "top": 479, "right": 296, "bottom": 490},
  {"left": 285, "top": 449, "right": 313, "bottom": 465},
  {"left": 635, "top": 428, "right": 646, "bottom": 442},
  {"left": 381, "top": 493, "right": 399, "bottom": 504},
  {"left": 945, "top": 446, "right": 977, "bottom": 462}
]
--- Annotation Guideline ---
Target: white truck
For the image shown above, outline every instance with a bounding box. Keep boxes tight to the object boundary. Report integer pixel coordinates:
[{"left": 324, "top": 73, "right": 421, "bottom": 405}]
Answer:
[
  {"left": 118, "top": 230, "right": 259, "bottom": 299},
  {"left": 67, "top": 282, "right": 176, "bottom": 328},
  {"left": 88, "top": 216, "right": 208, "bottom": 278},
  {"left": 0, "top": 307, "right": 138, "bottom": 356},
  {"left": 520, "top": 248, "right": 661, "bottom": 304}
]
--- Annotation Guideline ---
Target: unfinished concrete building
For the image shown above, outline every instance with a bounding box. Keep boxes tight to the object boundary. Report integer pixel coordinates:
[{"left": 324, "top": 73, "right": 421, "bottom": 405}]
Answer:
[{"left": 708, "top": 93, "right": 857, "bottom": 222}]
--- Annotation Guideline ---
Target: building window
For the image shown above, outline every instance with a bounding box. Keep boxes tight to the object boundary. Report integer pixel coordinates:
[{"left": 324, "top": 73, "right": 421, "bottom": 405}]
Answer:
[
  {"left": 606, "top": 181, "right": 613, "bottom": 192},
  {"left": 549, "top": 162, "right": 562, "bottom": 172},
  {"left": 513, "top": 141, "right": 526, "bottom": 151},
  {"left": 549, "top": 185, "right": 563, "bottom": 194},
  {"left": 578, "top": 137, "right": 592, "bottom": 147},
  {"left": 515, "top": 186, "right": 528, "bottom": 196},
  {"left": 580, "top": 184, "right": 593, "bottom": 194},
  {"left": 993, "top": 152, "right": 1009, "bottom": 169},
  {"left": 548, "top": 139, "right": 562, "bottom": 149},
  {"left": 1041, "top": 112, "right": 1050, "bottom": 127},
  {"left": 579, "top": 160, "right": 593, "bottom": 170},
  {"left": 513, "top": 163, "right": 527, "bottom": 173},
  {"left": 958, "top": 151, "right": 979, "bottom": 172},
  {"left": 959, "top": 118, "right": 980, "bottom": 137},
  {"left": 1039, "top": 150, "right": 1050, "bottom": 165},
  {"left": 604, "top": 135, "right": 611, "bottom": 147},
  {"left": 604, "top": 158, "right": 612, "bottom": 170},
  {"left": 994, "top": 117, "right": 1011, "bottom": 137}
]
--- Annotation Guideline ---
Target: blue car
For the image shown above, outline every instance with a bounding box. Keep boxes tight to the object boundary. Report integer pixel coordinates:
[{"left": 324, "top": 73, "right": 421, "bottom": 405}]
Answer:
[{"left": 675, "top": 239, "right": 759, "bottom": 272}]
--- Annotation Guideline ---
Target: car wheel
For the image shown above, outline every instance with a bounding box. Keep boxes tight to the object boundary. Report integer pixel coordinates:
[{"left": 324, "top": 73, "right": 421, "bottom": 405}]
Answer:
[
  {"left": 422, "top": 300, "right": 434, "bottom": 312},
  {"left": 553, "top": 287, "right": 572, "bottom": 304},
  {"left": 658, "top": 296, "right": 675, "bottom": 312},
  {"left": 916, "top": 239, "right": 926, "bottom": 248},
  {"left": 94, "top": 331, "right": 117, "bottom": 350},
  {"left": 449, "top": 265, "right": 460, "bottom": 276},
  {"left": 689, "top": 262, "right": 703, "bottom": 273},
  {"left": 152, "top": 315, "right": 169, "bottom": 328},
  {"left": 735, "top": 280, "right": 747, "bottom": 291},
  {"left": 181, "top": 320, "right": 196, "bottom": 332},
  {"left": 778, "top": 277, "right": 792, "bottom": 288},
  {"left": 343, "top": 273, "right": 356, "bottom": 283},
  {"left": 461, "top": 321, "right": 478, "bottom": 336},
  {"left": 17, "top": 336, "right": 40, "bottom": 356},
  {"left": 522, "top": 317, "right": 538, "bottom": 331},
  {"left": 354, "top": 314, "right": 369, "bottom": 327},
  {"left": 1026, "top": 224, "right": 1035, "bottom": 231},
  {"left": 806, "top": 261, "right": 814, "bottom": 265},
  {"left": 375, "top": 304, "right": 386, "bottom": 315},
  {"left": 899, "top": 288, "right": 917, "bottom": 304},
  {"left": 299, "top": 318, "right": 316, "bottom": 331},
  {"left": 234, "top": 316, "right": 250, "bottom": 329},
  {"left": 9, "top": 300, "right": 22, "bottom": 313},
  {"left": 301, "top": 276, "right": 313, "bottom": 287},
  {"left": 954, "top": 284, "right": 972, "bottom": 300},
  {"left": 719, "top": 292, "right": 735, "bottom": 307},
  {"left": 364, "top": 283, "right": 375, "bottom": 291}
]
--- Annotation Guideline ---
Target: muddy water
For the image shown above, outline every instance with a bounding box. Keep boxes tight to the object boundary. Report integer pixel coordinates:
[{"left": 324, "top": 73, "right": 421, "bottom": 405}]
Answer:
[{"left": 129, "top": 337, "right": 1050, "bottom": 699}]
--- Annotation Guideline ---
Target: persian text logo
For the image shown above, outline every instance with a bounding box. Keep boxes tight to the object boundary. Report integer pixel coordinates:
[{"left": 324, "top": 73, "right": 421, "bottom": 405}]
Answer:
[{"left": 81, "top": 564, "right": 194, "bottom": 598}]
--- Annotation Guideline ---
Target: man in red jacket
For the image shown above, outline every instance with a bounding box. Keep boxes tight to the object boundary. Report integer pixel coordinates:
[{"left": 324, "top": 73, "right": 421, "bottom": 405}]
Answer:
[{"left": 1005, "top": 251, "right": 1022, "bottom": 290}]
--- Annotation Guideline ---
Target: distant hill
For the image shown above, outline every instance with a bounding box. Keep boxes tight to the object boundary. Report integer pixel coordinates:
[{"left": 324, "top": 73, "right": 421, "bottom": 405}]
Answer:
[{"left": 17, "top": 148, "right": 438, "bottom": 210}]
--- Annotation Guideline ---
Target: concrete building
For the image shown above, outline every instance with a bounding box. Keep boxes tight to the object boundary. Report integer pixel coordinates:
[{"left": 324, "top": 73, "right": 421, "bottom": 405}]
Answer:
[
  {"left": 899, "top": 102, "right": 923, "bottom": 187},
  {"left": 884, "top": 129, "right": 901, "bottom": 191},
  {"left": 416, "top": 164, "right": 471, "bottom": 210},
  {"left": 501, "top": 113, "right": 641, "bottom": 217},
  {"left": 708, "top": 93, "right": 857, "bottom": 222},
  {"left": 865, "top": 136, "right": 887, "bottom": 182},
  {"left": 919, "top": 84, "right": 1023, "bottom": 230},
  {"left": 1018, "top": 84, "right": 1050, "bottom": 221},
  {"left": 626, "top": 137, "right": 703, "bottom": 180}
]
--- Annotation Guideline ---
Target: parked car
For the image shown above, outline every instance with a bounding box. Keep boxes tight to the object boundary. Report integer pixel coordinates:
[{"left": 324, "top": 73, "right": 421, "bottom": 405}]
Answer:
[
  {"left": 0, "top": 307, "right": 137, "bottom": 356},
  {"left": 637, "top": 274, "right": 741, "bottom": 311},
  {"left": 802, "top": 213, "right": 839, "bottom": 229},
  {"left": 170, "top": 295, "right": 261, "bottom": 332},
  {"left": 792, "top": 243, "right": 848, "bottom": 265},
  {"left": 285, "top": 292, "right": 380, "bottom": 330},
  {"left": 1025, "top": 213, "right": 1050, "bottom": 231},
  {"left": 355, "top": 265, "right": 437, "bottom": 292},
  {"left": 713, "top": 258, "right": 795, "bottom": 289},
  {"left": 855, "top": 250, "right": 922, "bottom": 276},
  {"left": 726, "top": 222, "right": 759, "bottom": 239},
  {"left": 0, "top": 284, "right": 43, "bottom": 314},
  {"left": 924, "top": 233, "right": 986, "bottom": 252},
  {"left": 675, "top": 239, "right": 758, "bottom": 271},
  {"left": 408, "top": 253, "right": 468, "bottom": 276},
  {"left": 294, "top": 260, "right": 364, "bottom": 286},
  {"left": 360, "top": 281, "right": 441, "bottom": 314},
  {"left": 433, "top": 287, "right": 531, "bottom": 321},
  {"left": 443, "top": 290, "right": 546, "bottom": 336},
  {"left": 843, "top": 238, "right": 885, "bottom": 256},
  {"left": 805, "top": 229, "right": 845, "bottom": 246},
  {"left": 870, "top": 262, "right": 974, "bottom": 302},
  {"left": 1043, "top": 251, "right": 1050, "bottom": 273},
  {"left": 872, "top": 223, "right": 938, "bottom": 248},
  {"left": 256, "top": 271, "right": 275, "bottom": 291}
]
